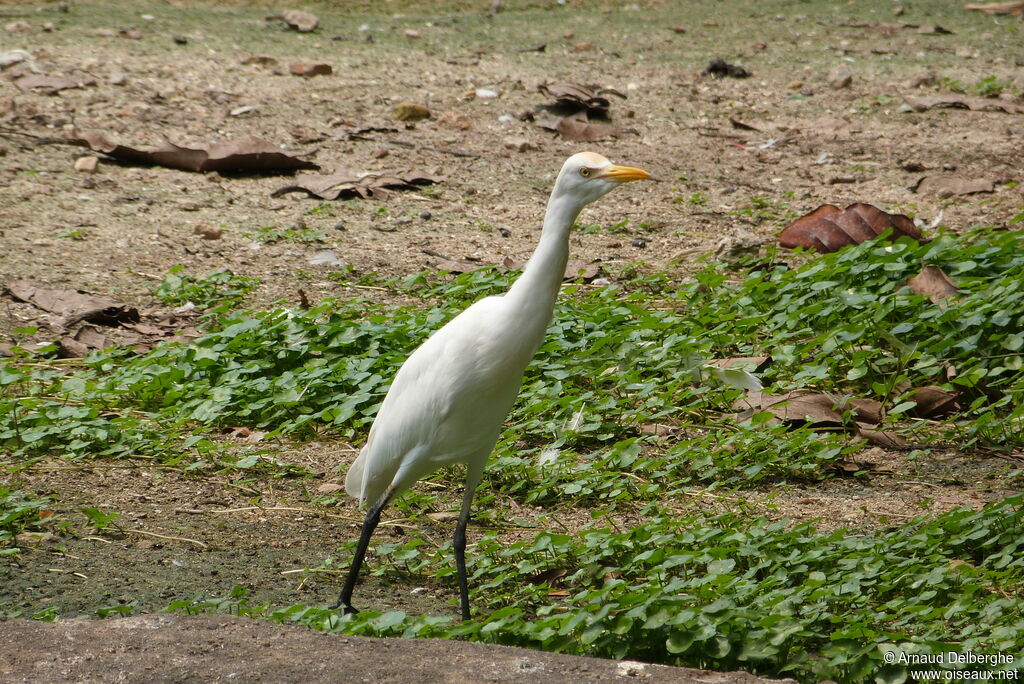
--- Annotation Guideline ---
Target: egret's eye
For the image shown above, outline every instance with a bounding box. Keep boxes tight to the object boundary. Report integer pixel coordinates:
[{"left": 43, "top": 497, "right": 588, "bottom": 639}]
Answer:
[{"left": 579, "top": 167, "right": 591, "bottom": 178}]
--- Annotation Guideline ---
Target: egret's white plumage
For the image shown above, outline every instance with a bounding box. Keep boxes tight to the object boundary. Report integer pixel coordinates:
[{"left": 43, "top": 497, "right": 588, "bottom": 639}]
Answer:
[{"left": 334, "top": 151, "right": 650, "bottom": 620}]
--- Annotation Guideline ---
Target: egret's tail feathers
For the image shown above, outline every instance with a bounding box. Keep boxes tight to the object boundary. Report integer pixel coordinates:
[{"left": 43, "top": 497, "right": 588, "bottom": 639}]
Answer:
[{"left": 344, "top": 453, "right": 365, "bottom": 503}]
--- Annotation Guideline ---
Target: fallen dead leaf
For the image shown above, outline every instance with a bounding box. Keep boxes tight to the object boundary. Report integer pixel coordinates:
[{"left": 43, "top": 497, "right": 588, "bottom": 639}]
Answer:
[
  {"left": 904, "top": 386, "right": 960, "bottom": 418},
  {"left": 435, "top": 110, "right": 473, "bottom": 130},
  {"left": 241, "top": 55, "right": 280, "bottom": 68},
  {"left": 563, "top": 260, "right": 601, "bottom": 282},
  {"left": 849, "top": 398, "right": 884, "bottom": 425},
  {"left": 912, "top": 175, "right": 995, "bottom": 198},
  {"left": 13, "top": 74, "right": 93, "bottom": 95},
  {"left": 271, "top": 169, "right": 439, "bottom": 200},
  {"left": 735, "top": 391, "right": 848, "bottom": 428},
  {"left": 5, "top": 280, "right": 140, "bottom": 327},
  {"left": 392, "top": 103, "right": 431, "bottom": 121},
  {"left": 552, "top": 114, "right": 617, "bottom": 142},
  {"left": 59, "top": 325, "right": 110, "bottom": 358},
  {"left": 65, "top": 132, "right": 319, "bottom": 173},
  {"left": 964, "top": 0, "right": 1024, "bottom": 15},
  {"left": 907, "top": 265, "right": 959, "bottom": 303},
  {"left": 289, "top": 61, "right": 332, "bottom": 77},
  {"left": 903, "top": 94, "right": 1024, "bottom": 114},
  {"left": 537, "top": 82, "right": 624, "bottom": 118},
  {"left": 498, "top": 256, "right": 602, "bottom": 282},
  {"left": 856, "top": 425, "right": 908, "bottom": 448},
  {"left": 779, "top": 203, "right": 924, "bottom": 253},
  {"left": 74, "top": 156, "right": 98, "bottom": 173},
  {"left": 534, "top": 82, "right": 631, "bottom": 142},
  {"left": 267, "top": 10, "right": 318, "bottom": 32},
  {"left": 702, "top": 59, "right": 750, "bottom": 78}
]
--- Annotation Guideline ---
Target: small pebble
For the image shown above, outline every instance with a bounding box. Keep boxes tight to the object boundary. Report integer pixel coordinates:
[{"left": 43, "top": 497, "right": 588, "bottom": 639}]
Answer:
[
  {"left": 419, "top": 211, "right": 432, "bottom": 220},
  {"left": 631, "top": 238, "right": 647, "bottom": 248}
]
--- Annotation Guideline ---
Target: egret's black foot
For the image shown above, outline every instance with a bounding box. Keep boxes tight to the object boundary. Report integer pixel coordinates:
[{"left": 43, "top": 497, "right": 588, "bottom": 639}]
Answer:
[{"left": 328, "top": 600, "right": 358, "bottom": 615}]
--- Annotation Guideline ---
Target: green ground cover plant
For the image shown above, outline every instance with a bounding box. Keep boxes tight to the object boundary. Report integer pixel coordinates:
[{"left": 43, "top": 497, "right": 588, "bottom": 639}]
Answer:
[{"left": 3, "top": 228, "right": 1023, "bottom": 683}]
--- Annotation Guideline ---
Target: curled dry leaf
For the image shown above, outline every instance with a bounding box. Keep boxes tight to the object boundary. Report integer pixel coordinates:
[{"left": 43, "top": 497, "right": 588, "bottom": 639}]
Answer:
[
  {"left": 537, "top": 82, "right": 624, "bottom": 118},
  {"left": 59, "top": 325, "right": 109, "bottom": 358},
  {"left": 735, "top": 391, "right": 848, "bottom": 429},
  {"left": 702, "top": 59, "right": 751, "bottom": 78},
  {"left": 779, "top": 203, "right": 923, "bottom": 253},
  {"left": 535, "top": 82, "right": 630, "bottom": 142},
  {"left": 289, "top": 61, "right": 332, "bottom": 77},
  {"left": 856, "top": 425, "right": 907, "bottom": 448},
  {"left": 241, "top": 54, "right": 279, "bottom": 68},
  {"left": 392, "top": 103, "right": 431, "bottom": 121},
  {"left": 271, "top": 169, "right": 439, "bottom": 200},
  {"left": 904, "top": 386, "right": 959, "bottom": 418},
  {"left": 907, "top": 265, "right": 959, "bottom": 304},
  {"left": 14, "top": 74, "right": 94, "bottom": 94},
  {"left": 903, "top": 94, "right": 1024, "bottom": 114},
  {"left": 912, "top": 175, "right": 994, "bottom": 198},
  {"left": 5, "top": 280, "right": 140, "bottom": 327},
  {"left": 736, "top": 391, "right": 906, "bottom": 448},
  {"left": 267, "top": 10, "right": 319, "bottom": 32},
  {"left": 499, "top": 256, "right": 601, "bottom": 282},
  {"left": 552, "top": 114, "right": 616, "bottom": 142},
  {"left": 65, "top": 132, "right": 319, "bottom": 173},
  {"left": 964, "top": 1, "right": 1024, "bottom": 15}
]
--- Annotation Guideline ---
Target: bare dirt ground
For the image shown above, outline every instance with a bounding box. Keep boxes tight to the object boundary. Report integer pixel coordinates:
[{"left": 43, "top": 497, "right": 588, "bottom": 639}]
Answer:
[
  {"left": 1, "top": 0, "right": 1023, "bottom": 680},
  {"left": 0, "top": 613, "right": 794, "bottom": 683}
]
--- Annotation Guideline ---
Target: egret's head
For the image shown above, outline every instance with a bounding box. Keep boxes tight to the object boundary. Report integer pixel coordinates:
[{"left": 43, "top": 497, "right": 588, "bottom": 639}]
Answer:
[{"left": 554, "top": 151, "right": 651, "bottom": 205}]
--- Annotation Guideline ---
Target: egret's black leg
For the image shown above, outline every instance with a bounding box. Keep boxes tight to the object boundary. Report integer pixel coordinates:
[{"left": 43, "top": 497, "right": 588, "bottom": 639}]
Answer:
[
  {"left": 330, "top": 489, "right": 393, "bottom": 614},
  {"left": 453, "top": 467, "right": 484, "bottom": 621},
  {"left": 453, "top": 505, "right": 471, "bottom": 621}
]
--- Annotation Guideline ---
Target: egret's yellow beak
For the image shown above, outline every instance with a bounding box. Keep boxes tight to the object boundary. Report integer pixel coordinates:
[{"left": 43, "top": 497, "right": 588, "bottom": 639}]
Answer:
[{"left": 596, "top": 164, "right": 651, "bottom": 183}]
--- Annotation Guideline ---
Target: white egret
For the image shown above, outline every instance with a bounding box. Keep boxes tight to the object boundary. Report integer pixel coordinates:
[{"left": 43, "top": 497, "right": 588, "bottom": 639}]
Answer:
[{"left": 332, "top": 151, "right": 651, "bottom": 620}]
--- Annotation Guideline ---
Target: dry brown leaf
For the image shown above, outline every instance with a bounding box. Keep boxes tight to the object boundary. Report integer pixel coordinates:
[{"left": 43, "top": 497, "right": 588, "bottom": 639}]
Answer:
[
  {"left": 13, "top": 74, "right": 93, "bottom": 94},
  {"left": 58, "top": 325, "right": 110, "bottom": 358},
  {"left": 554, "top": 116, "right": 616, "bottom": 142},
  {"left": 912, "top": 175, "right": 995, "bottom": 197},
  {"left": 536, "top": 82, "right": 623, "bottom": 117},
  {"left": 905, "top": 386, "right": 960, "bottom": 418},
  {"left": 856, "top": 425, "right": 907, "bottom": 448},
  {"left": 779, "top": 203, "right": 923, "bottom": 253},
  {"left": 735, "top": 391, "right": 848, "bottom": 428},
  {"left": 392, "top": 103, "right": 431, "bottom": 121},
  {"left": 498, "top": 257, "right": 601, "bottom": 282},
  {"left": 435, "top": 110, "right": 474, "bottom": 130},
  {"left": 907, "top": 265, "right": 959, "bottom": 303},
  {"left": 289, "top": 61, "right": 332, "bottom": 77},
  {"left": 849, "top": 397, "right": 884, "bottom": 424},
  {"left": 564, "top": 261, "right": 601, "bottom": 281},
  {"left": 65, "top": 133, "right": 319, "bottom": 173},
  {"left": 270, "top": 169, "right": 439, "bottom": 200},
  {"left": 702, "top": 59, "right": 751, "bottom": 78},
  {"left": 535, "top": 82, "right": 630, "bottom": 141},
  {"left": 964, "top": 0, "right": 1024, "bottom": 15},
  {"left": 432, "top": 258, "right": 483, "bottom": 274},
  {"left": 903, "top": 94, "right": 1024, "bottom": 114},
  {"left": 5, "top": 280, "right": 140, "bottom": 327},
  {"left": 266, "top": 10, "right": 319, "bottom": 32},
  {"left": 241, "top": 55, "right": 280, "bottom": 68}
]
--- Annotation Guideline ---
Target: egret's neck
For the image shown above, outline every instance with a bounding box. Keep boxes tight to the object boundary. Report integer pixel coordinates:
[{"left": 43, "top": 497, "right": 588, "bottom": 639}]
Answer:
[{"left": 506, "top": 192, "right": 580, "bottom": 312}]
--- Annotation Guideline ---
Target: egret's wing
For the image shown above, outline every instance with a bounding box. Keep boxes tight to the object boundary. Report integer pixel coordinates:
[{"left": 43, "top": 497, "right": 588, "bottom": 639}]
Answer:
[{"left": 345, "top": 297, "right": 532, "bottom": 506}]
